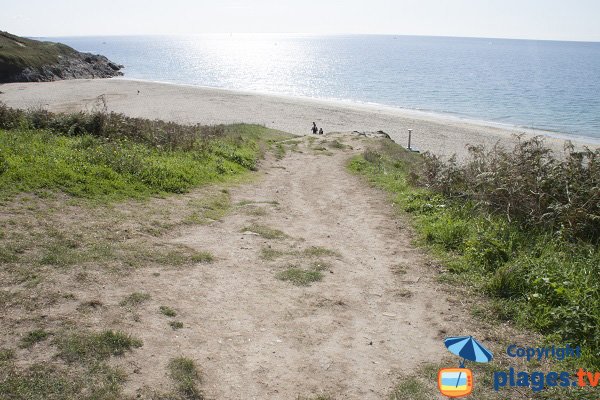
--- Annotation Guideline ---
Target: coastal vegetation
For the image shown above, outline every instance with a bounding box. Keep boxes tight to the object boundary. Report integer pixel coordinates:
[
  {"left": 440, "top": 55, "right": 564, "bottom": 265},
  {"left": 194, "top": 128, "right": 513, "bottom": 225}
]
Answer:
[
  {"left": 1, "top": 98, "right": 597, "bottom": 398},
  {"left": 0, "top": 104, "right": 289, "bottom": 399},
  {"left": 0, "top": 102, "right": 286, "bottom": 201},
  {"left": 349, "top": 137, "right": 600, "bottom": 371},
  {"left": 0, "top": 31, "right": 123, "bottom": 82}
]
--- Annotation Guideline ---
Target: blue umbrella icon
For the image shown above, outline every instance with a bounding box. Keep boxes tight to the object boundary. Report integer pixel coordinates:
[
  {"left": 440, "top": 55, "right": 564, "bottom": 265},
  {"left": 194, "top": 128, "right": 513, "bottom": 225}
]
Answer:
[{"left": 444, "top": 336, "right": 494, "bottom": 368}]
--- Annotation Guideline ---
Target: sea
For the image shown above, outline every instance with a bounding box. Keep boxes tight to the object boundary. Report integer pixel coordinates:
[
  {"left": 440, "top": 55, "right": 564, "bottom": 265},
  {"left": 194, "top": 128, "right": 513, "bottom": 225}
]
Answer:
[{"left": 44, "top": 34, "right": 600, "bottom": 140}]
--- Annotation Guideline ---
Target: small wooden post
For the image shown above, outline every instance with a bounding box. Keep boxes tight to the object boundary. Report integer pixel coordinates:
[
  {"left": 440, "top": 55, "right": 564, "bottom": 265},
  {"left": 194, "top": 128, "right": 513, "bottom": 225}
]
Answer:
[{"left": 408, "top": 129, "right": 413, "bottom": 150}]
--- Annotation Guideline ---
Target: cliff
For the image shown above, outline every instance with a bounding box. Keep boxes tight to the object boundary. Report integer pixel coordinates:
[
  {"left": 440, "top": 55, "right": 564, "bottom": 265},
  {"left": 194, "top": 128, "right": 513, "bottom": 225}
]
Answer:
[{"left": 0, "top": 31, "right": 123, "bottom": 83}]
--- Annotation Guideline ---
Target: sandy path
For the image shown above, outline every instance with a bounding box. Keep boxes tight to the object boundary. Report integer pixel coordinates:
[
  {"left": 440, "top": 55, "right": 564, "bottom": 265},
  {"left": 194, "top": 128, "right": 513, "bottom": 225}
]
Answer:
[
  {"left": 2, "top": 79, "right": 597, "bottom": 158},
  {"left": 116, "top": 136, "right": 456, "bottom": 399}
]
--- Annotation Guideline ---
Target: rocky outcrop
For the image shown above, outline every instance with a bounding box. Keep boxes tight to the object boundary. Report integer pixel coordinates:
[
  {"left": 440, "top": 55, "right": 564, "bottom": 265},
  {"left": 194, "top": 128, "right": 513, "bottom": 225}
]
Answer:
[
  {"left": 0, "top": 31, "right": 124, "bottom": 83},
  {"left": 14, "top": 52, "right": 124, "bottom": 82}
]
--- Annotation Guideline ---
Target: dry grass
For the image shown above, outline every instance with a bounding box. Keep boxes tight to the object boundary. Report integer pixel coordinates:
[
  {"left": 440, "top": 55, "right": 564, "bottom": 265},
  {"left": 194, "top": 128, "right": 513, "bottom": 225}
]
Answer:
[{"left": 242, "top": 223, "right": 288, "bottom": 239}]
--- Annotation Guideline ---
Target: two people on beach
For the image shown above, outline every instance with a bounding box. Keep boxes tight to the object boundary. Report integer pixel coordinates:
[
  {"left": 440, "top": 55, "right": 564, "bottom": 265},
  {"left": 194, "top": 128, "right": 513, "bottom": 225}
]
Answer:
[{"left": 311, "top": 122, "right": 323, "bottom": 135}]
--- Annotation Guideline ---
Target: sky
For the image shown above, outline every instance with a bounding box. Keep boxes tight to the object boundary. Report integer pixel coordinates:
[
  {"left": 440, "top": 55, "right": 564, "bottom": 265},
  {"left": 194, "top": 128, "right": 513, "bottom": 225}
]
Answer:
[{"left": 2, "top": 0, "right": 599, "bottom": 42}]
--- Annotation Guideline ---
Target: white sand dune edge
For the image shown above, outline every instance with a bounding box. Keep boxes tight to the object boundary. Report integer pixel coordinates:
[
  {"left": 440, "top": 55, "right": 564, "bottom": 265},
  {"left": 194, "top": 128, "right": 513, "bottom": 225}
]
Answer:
[{"left": 1, "top": 78, "right": 597, "bottom": 157}]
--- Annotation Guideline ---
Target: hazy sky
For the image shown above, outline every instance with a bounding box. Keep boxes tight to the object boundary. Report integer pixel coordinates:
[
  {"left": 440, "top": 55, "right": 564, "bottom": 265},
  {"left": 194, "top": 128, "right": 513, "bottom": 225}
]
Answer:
[{"left": 2, "top": 0, "right": 599, "bottom": 41}]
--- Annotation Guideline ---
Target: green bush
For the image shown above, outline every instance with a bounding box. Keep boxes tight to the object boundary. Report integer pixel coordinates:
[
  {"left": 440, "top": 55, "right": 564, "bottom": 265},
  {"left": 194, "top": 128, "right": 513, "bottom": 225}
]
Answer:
[
  {"left": 421, "top": 137, "right": 600, "bottom": 243},
  {"left": 422, "top": 216, "right": 470, "bottom": 252},
  {"left": 0, "top": 103, "right": 284, "bottom": 201},
  {"left": 350, "top": 139, "right": 600, "bottom": 369}
]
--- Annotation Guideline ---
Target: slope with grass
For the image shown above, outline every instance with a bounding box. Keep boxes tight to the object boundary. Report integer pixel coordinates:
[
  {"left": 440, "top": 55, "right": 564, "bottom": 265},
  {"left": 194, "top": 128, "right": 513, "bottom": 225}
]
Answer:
[
  {"left": 0, "top": 31, "right": 123, "bottom": 83},
  {"left": 349, "top": 137, "right": 600, "bottom": 372},
  {"left": 0, "top": 103, "right": 288, "bottom": 201}
]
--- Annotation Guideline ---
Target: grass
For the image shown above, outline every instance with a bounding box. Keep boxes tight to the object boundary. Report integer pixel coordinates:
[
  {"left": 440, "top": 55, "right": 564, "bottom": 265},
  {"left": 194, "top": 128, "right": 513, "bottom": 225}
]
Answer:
[
  {"left": 243, "top": 205, "right": 268, "bottom": 216},
  {"left": 55, "top": 330, "right": 142, "bottom": 363},
  {"left": 170, "top": 321, "right": 184, "bottom": 330},
  {"left": 19, "top": 329, "right": 50, "bottom": 349},
  {"left": 0, "top": 106, "right": 294, "bottom": 398},
  {"left": 389, "top": 376, "right": 432, "bottom": 400},
  {"left": 303, "top": 246, "right": 339, "bottom": 257},
  {"left": 261, "top": 246, "right": 339, "bottom": 261},
  {"left": 119, "top": 292, "right": 151, "bottom": 307},
  {"left": 0, "top": 128, "right": 251, "bottom": 202},
  {"left": 260, "top": 247, "right": 288, "bottom": 260},
  {"left": 185, "top": 191, "right": 231, "bottom": 225},
  {"left": 168, "top": 357, "right": 203, "bottom": 400},
  {"left": 160, "top": 306, "right": 177, "bottom": 317},
  {"left": 0, "top": 103, "right": 290, "bottom": 202},
  {"left": 242, "top": 223, "right": 288, "bottom": 239},
  {"left": 0, "top": 32, "right": 78, "bottom": 80},
  {"left": 276, "top": 266, "right": 324, "bottom": 286},
  {"left": 349, "top": 137, "right": 600, "bottom": 370},
  {"left": 328, "top": 140, "right": 347, "bottom": 150},
  {"left": 0, "top": 349, "right": 15, "bottom": 361},
  {"left": 0, "top": 361, "right": 126, "bottom": 400},
  {"left": 191, "top": 251, "right": 215, "bottom": 263},
  {"left": 274, "top": 142, "right": 286, "bottom": 160}
]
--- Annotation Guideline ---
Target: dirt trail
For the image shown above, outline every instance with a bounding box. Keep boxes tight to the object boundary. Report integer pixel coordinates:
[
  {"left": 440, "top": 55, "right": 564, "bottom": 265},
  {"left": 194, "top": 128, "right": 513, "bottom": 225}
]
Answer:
[{"left": 121, "top": 135, "right": 456, "bottom": 399}]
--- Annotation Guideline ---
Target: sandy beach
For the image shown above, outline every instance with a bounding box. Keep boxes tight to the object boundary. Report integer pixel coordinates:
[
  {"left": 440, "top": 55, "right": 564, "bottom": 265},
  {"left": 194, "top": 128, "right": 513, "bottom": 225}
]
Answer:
[{"left": 1, "top": 78, "right": 597, "bottom": 157}]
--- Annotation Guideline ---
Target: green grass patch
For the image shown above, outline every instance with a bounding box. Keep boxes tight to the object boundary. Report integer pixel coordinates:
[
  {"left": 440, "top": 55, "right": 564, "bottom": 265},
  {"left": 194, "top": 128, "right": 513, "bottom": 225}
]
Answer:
[
  {"left": 276, "top": 266, "right": 323, "bottom": 286},
  {"left": 0, "top": 361, "right": 126, "bottom": 400},
  {"left": 303, "top": 246, "right": 339, "bottom": 258},
  {"left": 185, "top": 192, "right": 231, "bottom": 224},
  {"left": 242, "top": 224, "right": 288, "bottom": 239},
  {"left": 274, "top": 142, "right": 286, "bottom": 160},
  {"left": 328, "top": 140, "right": 347, "bottom": 150},
  {"left": 191, "top": 251, "right": 215, "bottom": 263},
  {"left": 349, "top": 138, "right": 600, "bottom": 370},
  {"left": 389, "top": 376, "right": 432, "bottom": 400},
  {"left": 119, "top": 292, "right": 151, "bottom": 307},
  {"left": 244, "top": 206, "right": 268, "bottom": 216},
  {"left": 19, "top": 329, "right": 50, "bottom": 349},
  {"left": 260, "top": 247, "right": 288, "bottom": 260},
  {"left": 168, "top": 357, "right": 203, "bottom": 400},
  {"left": 159, "top": 306, "right": 177, "bottom": 317},
  {"left": 261, "top": 246, "right": 338, "bottom": 261},
  {"left": 170, "top": 321, "right": 184, "bottom": 330},
  {"left": 0, "top": 104, "right": 290, "bottom": 202},
  {"left": 0, "top": 32, "right": 78, "bottom": 79},
  {"left": 55, "top": 330, "right": 142, "bottom": 363},
  {"left": 0, "top": 348, "right": 14, "bottom": 362}
]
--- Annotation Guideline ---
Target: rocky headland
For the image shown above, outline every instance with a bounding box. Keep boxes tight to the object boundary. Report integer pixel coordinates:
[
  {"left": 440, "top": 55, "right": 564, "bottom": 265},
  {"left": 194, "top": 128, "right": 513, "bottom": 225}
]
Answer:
[{"left": 0, "top": 31, "right": 123, "bottom": 83}]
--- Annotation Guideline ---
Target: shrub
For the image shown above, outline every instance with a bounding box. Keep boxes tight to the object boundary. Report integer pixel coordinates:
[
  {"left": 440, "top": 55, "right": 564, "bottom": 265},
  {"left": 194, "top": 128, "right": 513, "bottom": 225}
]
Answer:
[
  {"left": 420, "top": 136, "right": 600, "bottom": 243},
  {"left": 0, "top": 104, "right": 281, "bottom": 201},
  {"left": 350, "top": 137, "right": 600, "bottom": 369}
]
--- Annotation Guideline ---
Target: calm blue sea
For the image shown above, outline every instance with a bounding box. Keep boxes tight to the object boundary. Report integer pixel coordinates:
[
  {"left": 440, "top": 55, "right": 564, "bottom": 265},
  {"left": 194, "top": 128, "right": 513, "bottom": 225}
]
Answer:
[{"left": 45, "top": 34, "right": 600, "bottom": 139}]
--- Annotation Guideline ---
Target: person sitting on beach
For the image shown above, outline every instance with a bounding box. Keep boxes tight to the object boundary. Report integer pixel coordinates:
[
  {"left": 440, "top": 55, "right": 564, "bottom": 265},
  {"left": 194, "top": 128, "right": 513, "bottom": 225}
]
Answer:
[
  {"left": 311, "top": 122, "right": 318, "bottom": 135},
  {"left": 319, "top": 128, "right": 323, "bottom": 135}
]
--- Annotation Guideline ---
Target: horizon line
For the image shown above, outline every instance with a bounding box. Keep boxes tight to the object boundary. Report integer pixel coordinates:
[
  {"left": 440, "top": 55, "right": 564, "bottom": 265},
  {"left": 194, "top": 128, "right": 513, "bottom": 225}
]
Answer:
[{"left": 25, "top": 32, "right": 600, "bottom": 45}]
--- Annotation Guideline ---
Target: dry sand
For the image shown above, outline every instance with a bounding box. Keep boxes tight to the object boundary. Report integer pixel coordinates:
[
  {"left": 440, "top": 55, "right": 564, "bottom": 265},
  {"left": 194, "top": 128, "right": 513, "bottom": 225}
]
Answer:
[{"left": 1, "top": 78, "right": 597, "bottom": 157}]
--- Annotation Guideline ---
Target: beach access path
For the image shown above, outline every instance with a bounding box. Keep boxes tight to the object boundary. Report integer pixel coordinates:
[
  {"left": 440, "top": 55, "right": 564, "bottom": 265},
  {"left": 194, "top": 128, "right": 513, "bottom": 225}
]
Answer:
[
  {"left": 113, "top": 135, "right": 462, "bottom": 399},
  {"left": 0, "top": 80, "right": 552, "bottom": 398}
]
